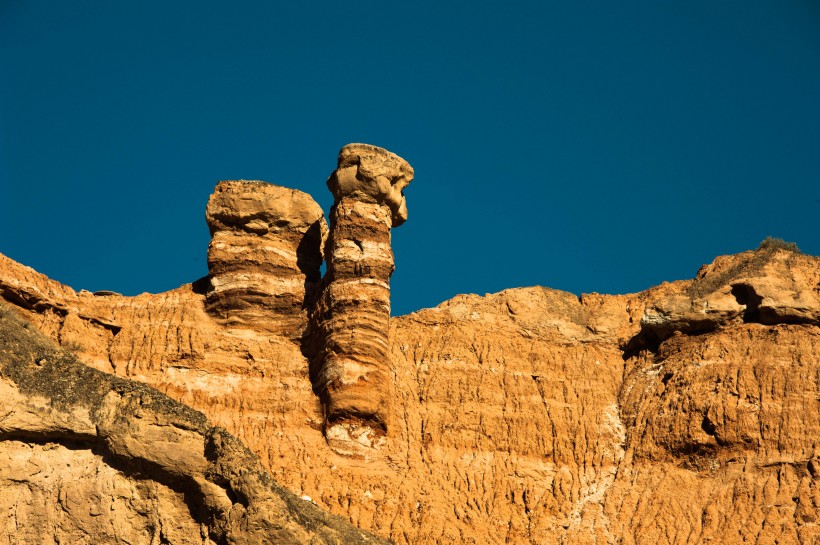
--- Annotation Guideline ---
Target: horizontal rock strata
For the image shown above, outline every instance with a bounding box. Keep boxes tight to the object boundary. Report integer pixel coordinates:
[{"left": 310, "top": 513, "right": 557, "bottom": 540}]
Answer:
[
  {"left": 0, "top": 304, "right": 389, "bottom": 545},
  {"left": 628, "top": 239, "right": 820, "bottom": 353},
  {"left": 1, "top": 156, "right": 819, "bottom": 545},
  {"left": 205, "top": 180, "right": 326, "bottom": 338},
  {"left": 310, "top": 144, "right": 413, "bottom": 456}
]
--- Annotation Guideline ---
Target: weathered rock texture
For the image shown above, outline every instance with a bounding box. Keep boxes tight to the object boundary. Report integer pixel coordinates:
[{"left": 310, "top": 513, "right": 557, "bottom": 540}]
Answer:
[
  {"left": 205, "top": 180, "right": 326, "bottom": 338},
  {"left": 0, "top": 304, "right": 389, "bottom": 545},
  {"left": 310, "top": 144, "right": 414, "bottom": 456},
  {"left": 1, "top": 143, "right": 820, "bottom": 545}
]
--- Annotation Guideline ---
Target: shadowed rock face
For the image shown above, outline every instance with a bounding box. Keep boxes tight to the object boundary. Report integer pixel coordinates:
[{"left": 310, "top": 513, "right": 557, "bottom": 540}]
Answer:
[{"left": 2, "top": 145, "right": 820, "bottom": 545}]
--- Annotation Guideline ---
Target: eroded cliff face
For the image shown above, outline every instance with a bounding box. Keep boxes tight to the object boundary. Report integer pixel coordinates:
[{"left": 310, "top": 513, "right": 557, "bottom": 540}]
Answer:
[
  {"left": 1, "top": 144, "right": 819, "bottom": 545},
  {"left": 0, "top": 303, "right": 389, "bottom": 545}
]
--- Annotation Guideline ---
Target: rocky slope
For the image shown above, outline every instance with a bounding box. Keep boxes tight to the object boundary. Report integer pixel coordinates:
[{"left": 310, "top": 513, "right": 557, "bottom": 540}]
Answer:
[
  {"left": 1, "top": 144, "right": 819, "bottom": 544},
  {"left": 0, "top": 303, "right": 389, "bottom": 545}
]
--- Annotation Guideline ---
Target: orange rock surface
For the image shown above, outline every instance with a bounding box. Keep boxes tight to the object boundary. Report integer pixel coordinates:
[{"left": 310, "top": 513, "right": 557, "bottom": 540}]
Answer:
[
  {"left": 1, "top": 145, "right": 819, "bottom": 544},
  {"left": 311, "top": 144, "right": 414, "bottom": 455}
]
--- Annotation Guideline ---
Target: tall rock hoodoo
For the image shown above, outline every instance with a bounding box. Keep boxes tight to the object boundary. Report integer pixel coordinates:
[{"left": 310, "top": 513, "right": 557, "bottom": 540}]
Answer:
[
  {"left": 311, "top": 144, "right": 414, "bottom": 456},
  {"left": 204, "top": 181, "right": 326, "bottom": 338}
]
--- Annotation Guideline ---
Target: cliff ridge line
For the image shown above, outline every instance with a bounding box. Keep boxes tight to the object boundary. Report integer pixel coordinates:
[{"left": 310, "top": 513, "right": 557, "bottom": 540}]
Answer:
[{"left": 1, "top": 144, "right": 820, "bottom": 544}]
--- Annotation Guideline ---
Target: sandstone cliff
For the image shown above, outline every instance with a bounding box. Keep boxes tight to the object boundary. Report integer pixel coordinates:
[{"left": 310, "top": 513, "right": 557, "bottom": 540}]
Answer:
[
  {"left": 1, "top": 144, "right": 819, "bottom": 544},
  {"left": 0, "top": 302, "right": 389, "bottom": 545}
]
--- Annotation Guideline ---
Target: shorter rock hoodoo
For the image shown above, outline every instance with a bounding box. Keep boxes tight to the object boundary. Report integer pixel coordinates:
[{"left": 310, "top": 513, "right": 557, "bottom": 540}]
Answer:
[{"left": 204, "top": 181, "right": 326, "bottom": 338}]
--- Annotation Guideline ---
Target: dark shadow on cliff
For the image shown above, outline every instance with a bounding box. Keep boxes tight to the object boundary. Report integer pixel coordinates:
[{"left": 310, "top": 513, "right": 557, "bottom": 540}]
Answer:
[{"left": 296, "top": 219, "right": 326, "bottom": 302}]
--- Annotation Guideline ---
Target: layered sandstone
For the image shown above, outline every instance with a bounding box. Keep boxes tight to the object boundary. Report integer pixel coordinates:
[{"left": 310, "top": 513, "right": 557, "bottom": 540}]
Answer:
[
  {"left": 205, "top": 180, "right": 326, "bottom": 338},
  {"left": 632, "top": 238, "right": 820, "bottom": 352},
  {"left": 309, "top": 144, "right": 414, "bottom": 456},
  {"left": 0, "top": 304, "right": 388, "bottom": 545},
  {"left": 1, "top": 144, "right": 819, "bottom": 545}
]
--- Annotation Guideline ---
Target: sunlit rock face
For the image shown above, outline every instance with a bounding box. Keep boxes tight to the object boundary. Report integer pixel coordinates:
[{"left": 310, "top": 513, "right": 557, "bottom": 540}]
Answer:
[
  {"left": 0, "top": 307, "right": 390, "bottom": 545},
  {"left": 205, "top": 180, "right": 326, "bottom": 339},
  {"left": 309, "top": 144, "right": 414, "bottom": 456},
  {"left": 326, "top": 143, "right": 413, "bottom": 227},
  {"left": 1, "top": 141, "right": 820, "bottom": 545}
]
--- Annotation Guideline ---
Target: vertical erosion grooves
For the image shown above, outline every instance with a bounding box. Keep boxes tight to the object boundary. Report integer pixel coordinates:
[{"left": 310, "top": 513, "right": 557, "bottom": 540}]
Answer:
[{"left": 308, "top": 144, "right": 413, "bottom": 456}]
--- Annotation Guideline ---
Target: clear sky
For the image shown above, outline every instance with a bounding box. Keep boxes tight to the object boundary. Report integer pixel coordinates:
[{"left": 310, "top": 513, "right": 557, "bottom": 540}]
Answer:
[{"left": 1, "top": 1, "right": 818, "bottom": 316}]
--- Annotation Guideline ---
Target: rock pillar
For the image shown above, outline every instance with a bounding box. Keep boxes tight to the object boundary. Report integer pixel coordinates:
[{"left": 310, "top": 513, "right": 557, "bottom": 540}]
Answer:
[
  {"left": 205, "top": 181, "right": 326, "bottom": 338},
  {"left": 312, "top": 144, "right": 413, "bottom": 455}
]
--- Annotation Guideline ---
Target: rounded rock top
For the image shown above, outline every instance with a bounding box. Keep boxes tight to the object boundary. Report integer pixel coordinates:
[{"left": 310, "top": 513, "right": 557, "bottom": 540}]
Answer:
[{"left": 327, "top": 144, "right": 414, "bottom": 227}]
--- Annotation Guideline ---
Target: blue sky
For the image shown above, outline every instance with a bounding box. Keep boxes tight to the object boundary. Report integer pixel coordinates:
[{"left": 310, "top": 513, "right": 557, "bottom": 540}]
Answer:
[{"left": 1, "top": 1, "right": 818, "bottom": 315}]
